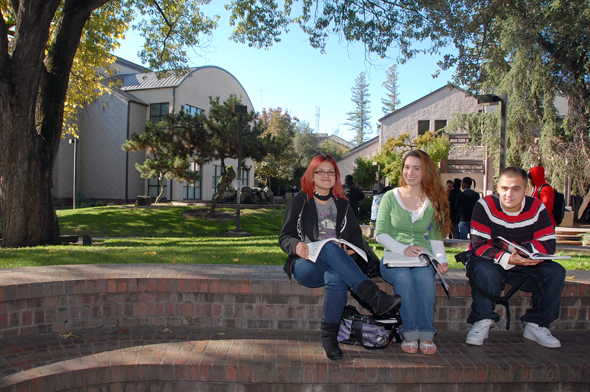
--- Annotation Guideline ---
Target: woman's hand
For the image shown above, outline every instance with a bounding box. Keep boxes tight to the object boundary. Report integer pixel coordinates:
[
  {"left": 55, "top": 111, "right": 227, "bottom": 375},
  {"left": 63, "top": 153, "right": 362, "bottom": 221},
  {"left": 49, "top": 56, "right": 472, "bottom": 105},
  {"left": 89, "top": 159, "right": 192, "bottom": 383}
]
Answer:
[
  {"left": 403, "top": 246, "right": 423, "bottom": 257},
  {"left": 339, "top": 243, "right": 356, "bottom": 256},
  {"left": 437, "top": 263, "right": 449, "bottom": 274},
  {"left": 296, "top": 242, "right": 309, "bottom": 260}
]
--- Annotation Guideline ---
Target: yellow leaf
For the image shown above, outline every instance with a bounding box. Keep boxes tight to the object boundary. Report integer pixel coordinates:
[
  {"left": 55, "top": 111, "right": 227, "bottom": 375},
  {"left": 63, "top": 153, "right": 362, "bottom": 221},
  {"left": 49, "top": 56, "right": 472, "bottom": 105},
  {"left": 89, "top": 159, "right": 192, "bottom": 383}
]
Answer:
[
  {"left": 217, "top": 332, "right": 226, "bottom": 336},
  {"left": 248, "top": 250, "right": 257, "bottom": 254},
  {"left": 210, "top": 255, "right": 219, "bottom": 259},
  {"left": 233, "top": 258, "right": 240, "bottom": 262},
  {"left": 566, "top": 276, "right": 576, "bottom": 280},
  {"left": 143, "top": 251, "right": 157, "bottom": 255}
]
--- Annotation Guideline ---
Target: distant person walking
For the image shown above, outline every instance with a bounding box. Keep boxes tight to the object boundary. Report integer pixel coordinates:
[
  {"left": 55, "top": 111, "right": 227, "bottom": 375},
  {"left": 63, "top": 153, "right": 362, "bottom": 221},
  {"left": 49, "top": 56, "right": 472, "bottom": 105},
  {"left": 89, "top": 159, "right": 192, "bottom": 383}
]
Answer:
[
  {"left": 343, "top": 174, "right": 365, "bottom": 219},
  {"left": 455, "top": 177, "right": 480, "bottom": 239},
  {"left": 446, "top": 180, "right": 453, "bottom": 195},
  {"left": 447, "top": 178, "right": 462, "bottom": 238},
  {"left": 528, "top": 166, "right": 556, "bottom": 227}
]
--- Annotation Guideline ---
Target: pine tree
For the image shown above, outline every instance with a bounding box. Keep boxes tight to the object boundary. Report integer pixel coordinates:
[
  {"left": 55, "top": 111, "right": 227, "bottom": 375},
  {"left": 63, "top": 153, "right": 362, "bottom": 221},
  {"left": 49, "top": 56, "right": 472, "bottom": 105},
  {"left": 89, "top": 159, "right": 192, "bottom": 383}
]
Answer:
[
  {"left": 345, "top": 72, "right": 372, "bottom": 146},
  {"left": 382, "top": 65, "right": 401, "bottom": 115}
]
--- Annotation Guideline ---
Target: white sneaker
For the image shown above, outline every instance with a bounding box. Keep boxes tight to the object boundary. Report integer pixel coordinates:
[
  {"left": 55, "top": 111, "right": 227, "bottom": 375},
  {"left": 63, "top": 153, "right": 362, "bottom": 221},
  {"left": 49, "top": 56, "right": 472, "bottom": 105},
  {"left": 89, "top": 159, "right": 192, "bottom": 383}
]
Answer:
[
  {"left": 523, "top": 322, "right": 561, "bottom": 348},
  {"left": 466, "top": 319, "right": 494, "bottom": 346}
]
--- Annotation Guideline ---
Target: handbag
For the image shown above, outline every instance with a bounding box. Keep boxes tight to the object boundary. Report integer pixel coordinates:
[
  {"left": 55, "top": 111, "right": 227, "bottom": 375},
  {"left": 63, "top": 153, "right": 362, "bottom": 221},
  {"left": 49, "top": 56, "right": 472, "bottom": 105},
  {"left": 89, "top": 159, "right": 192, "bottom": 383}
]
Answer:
[{"left": 337, "top": 305, "right": 402, "bottom": 349}]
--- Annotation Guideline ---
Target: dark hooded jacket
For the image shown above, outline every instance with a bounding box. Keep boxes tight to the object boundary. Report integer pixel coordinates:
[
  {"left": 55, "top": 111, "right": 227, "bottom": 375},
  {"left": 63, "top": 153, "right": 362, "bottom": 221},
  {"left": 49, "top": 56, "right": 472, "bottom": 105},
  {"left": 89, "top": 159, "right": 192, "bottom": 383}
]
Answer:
[
  {"left": 456, "top": 188, "right": 480, "bottom": 222},
  {"left": 278, "top": 191, "right": 364, "bottom": 279},
  {"left": 529, "top": 166, "right": 556, "bottom": 226}
]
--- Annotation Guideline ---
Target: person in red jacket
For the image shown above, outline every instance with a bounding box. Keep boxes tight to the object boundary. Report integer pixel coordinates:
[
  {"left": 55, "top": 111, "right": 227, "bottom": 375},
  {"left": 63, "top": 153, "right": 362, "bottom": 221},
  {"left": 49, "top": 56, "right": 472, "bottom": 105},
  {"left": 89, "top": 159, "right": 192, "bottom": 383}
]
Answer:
[{"left": 528, "top": 166, "right": 556, "bottom": 227}]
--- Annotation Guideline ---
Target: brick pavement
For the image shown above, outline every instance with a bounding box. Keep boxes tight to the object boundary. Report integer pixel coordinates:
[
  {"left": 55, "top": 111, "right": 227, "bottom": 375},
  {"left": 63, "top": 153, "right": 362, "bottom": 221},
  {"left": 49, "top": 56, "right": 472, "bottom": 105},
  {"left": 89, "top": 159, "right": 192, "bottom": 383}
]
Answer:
[
  {"left": 0, "top": 327, "right": 589, "bottom": 391},
  {"left": 1, "top": 264, "right": 590, "bottom": 391}
]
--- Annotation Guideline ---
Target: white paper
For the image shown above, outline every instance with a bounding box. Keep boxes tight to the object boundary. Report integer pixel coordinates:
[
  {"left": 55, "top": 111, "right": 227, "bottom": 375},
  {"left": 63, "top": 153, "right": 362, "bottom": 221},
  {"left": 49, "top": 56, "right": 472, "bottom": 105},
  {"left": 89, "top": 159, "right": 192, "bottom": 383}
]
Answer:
[{"left": 306, "top": 238, "right": 367, "bottom": 262}]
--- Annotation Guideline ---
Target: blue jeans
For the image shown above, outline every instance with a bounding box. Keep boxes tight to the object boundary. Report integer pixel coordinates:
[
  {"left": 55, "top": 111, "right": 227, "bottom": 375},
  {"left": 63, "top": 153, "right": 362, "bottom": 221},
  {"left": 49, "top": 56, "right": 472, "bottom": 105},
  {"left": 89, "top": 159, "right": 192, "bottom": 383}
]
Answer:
[
  {"left": 467, "top": 259, "right": 565, "bottom": 328},
  {"left": 379, "top": 260, "right": 436, "bottom": 342},
  {"left": 458, "top": 221, "right": 471, "bottom": 239},
  {"left": 292, "top": 242, "right": 369, "bottom": 324}
]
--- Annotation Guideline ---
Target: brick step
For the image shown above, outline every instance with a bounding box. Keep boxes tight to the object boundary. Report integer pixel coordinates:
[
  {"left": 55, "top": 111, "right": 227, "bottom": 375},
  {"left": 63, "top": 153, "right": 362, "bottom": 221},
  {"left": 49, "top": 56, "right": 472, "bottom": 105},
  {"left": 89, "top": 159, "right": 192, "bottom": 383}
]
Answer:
[
  {"left": 1, "top": 265, "right": 589, "bottom": 342},
  {"left": 1, "top": 327, "right": 589, "bottom": 392}
]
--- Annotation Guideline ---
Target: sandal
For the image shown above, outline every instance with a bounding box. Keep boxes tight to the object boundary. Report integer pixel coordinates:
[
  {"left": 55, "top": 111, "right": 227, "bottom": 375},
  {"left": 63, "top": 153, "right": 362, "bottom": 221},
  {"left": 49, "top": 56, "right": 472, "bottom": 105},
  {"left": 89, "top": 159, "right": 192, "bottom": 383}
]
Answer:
[
  {"left": 401, "top": 340, "right": 418, "bottom": 354},
  {"left": 420, "top": 341, "right": 437, "bottom": 355}
]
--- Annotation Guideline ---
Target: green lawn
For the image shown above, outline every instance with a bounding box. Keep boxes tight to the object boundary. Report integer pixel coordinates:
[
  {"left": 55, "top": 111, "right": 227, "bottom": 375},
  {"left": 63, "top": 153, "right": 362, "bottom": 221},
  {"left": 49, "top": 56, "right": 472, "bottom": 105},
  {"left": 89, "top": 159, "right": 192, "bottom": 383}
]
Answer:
[{"left": 0, "top": 204, "right": 588, "bottom": 270}]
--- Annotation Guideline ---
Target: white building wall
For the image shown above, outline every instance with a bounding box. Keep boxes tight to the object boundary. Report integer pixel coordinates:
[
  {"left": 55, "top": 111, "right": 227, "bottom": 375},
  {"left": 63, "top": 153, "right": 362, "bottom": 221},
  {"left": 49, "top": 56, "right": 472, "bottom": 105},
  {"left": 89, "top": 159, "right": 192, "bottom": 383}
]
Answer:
[
  {"left": 337, "top": 141, "right": 380, "bottom": 178},
  {"left": 126, "top": 102, "right": 149, "bottom": 201},
  {"left": 380, "top": 87, "right": 481, "bottom": 142}
]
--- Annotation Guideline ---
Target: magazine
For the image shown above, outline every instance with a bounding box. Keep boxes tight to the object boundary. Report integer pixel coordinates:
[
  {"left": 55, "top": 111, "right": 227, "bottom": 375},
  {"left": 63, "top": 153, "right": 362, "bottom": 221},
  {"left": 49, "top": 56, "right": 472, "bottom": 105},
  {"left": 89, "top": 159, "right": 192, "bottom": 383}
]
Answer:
[
  {"left": 307, "top": 238, "right": 367, "bottom": 263},
  {"left": 384, "top": 249, "right": 450, "bottom": 298},
  {"left": 493, "top": 236, "right": 570, "bottom": 260}
]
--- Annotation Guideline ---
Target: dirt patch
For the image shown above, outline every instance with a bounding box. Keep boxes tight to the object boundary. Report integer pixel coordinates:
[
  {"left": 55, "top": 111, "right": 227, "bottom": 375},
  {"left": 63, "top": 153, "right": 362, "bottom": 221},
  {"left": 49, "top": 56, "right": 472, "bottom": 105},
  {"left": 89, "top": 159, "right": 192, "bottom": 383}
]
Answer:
[{"left": 181, "top": 210, "right": 239, "bottom": 223}]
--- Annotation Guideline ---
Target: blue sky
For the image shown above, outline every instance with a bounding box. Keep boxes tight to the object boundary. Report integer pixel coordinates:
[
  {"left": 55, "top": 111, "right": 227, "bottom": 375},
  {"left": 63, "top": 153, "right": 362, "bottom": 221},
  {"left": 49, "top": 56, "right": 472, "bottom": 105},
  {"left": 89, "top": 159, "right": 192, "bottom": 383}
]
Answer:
[{"left": 114, "top": 3, "right": 456, "bottom": 143}]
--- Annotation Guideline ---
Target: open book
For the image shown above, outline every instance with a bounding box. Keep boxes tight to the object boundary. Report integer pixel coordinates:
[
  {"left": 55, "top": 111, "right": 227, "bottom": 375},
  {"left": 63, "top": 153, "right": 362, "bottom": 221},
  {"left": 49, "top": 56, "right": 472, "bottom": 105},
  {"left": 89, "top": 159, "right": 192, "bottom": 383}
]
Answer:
[
  {"left": 384, "top": 249, "right": 450, "bottom": 298},
  {"left": 307, "top": 238, "right": 367, "bottom": 263},
  {"left": 493, "top": 236, "right": 570, "bottom": 260}
]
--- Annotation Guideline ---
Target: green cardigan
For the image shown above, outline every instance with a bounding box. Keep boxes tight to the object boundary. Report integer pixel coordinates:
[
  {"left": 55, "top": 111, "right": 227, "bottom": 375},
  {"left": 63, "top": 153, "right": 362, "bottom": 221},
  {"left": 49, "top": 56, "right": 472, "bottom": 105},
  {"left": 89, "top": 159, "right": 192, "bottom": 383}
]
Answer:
[{"left": 375, "top": 189, "right": 443, "bottom": 253}]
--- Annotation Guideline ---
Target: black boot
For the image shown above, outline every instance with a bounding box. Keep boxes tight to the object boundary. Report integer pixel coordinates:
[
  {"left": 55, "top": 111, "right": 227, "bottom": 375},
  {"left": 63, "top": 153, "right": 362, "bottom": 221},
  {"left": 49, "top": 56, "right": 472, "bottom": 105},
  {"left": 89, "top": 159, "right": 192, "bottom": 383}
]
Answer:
[
  {"left": 320, "top": 322, "right": 343, "bottom": 360},
  {"left": 355, "top": 279, "right": 401, "bottom": 316}
]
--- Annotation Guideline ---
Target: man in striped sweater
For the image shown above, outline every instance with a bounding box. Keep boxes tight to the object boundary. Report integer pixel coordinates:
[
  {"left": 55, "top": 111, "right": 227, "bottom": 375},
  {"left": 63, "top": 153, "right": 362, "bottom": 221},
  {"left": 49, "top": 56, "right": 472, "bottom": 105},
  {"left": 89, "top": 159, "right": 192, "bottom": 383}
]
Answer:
[{"left": 465, "top": 167, "right": 565, "bottom": 348}]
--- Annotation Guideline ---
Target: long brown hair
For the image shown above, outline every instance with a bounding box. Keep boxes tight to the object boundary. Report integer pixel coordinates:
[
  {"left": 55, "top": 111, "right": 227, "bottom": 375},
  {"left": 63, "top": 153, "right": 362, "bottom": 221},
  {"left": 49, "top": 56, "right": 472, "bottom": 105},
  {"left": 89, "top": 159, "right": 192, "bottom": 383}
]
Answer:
[
  {"left": 300, "top": 155, "right": 346, "bottom": 200},
  {"left": 399, "top": 150, "right": 452, "bottom": 237}
]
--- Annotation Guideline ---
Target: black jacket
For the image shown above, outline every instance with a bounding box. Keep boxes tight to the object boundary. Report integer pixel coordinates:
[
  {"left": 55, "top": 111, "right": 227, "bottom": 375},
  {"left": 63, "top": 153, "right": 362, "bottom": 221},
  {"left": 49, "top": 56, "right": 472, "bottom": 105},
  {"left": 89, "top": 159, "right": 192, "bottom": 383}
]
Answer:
[
  {"left": 278, "top": 191, "right": 364, "bottom": 279},
  {"left": 456, "top": 188, "right": 480, "bottom": 222},
  {"left": 343, "top": 183, "right": 365, "bottom": 218}
]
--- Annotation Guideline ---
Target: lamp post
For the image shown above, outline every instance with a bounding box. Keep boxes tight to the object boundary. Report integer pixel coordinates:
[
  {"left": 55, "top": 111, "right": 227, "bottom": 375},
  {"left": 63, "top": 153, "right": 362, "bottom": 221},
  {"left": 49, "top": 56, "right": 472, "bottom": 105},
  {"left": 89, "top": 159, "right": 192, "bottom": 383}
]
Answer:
[
  {"left": 372, "top": 161, "right": 381, "bottom": 193},
  {"left": 476, "top": 93, "right": 507, "bottom": 173},
  {"left": 234, "top": 105, "right": 248, "bottom": 232},
  {"left": 69, "top": 138, "right": 78, "bottom": 210}
]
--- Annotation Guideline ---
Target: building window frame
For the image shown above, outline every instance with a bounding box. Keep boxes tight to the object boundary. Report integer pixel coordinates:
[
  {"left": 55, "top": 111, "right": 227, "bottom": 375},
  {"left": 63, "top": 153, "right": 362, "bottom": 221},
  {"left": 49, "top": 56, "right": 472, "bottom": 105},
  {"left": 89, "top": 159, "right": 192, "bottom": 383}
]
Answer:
[
  {"left": 150, "top": 103, "right": 170, "bottom": 124},
  {"left": 418, "top": 120, "right": 430, "bottom": 136},
  {"left": 434, "top": 120, "right": 447, "bottom": 133},
  {"left": 147, "top": 178, "right": 167, "bottom": 200},
  {"left": 183, "top": 162, "right": 202, "bottom": 200},
  {"left": 185, "top": 104, "right": 204, "bottom": 117}
]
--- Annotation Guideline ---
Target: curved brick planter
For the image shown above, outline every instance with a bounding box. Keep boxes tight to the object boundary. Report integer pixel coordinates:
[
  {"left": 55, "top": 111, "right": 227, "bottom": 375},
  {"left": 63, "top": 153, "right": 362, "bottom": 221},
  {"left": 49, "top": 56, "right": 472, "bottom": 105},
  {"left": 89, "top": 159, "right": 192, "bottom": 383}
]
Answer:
[{"left": 1, "top": 264, "right": 590, "bottom": 391}]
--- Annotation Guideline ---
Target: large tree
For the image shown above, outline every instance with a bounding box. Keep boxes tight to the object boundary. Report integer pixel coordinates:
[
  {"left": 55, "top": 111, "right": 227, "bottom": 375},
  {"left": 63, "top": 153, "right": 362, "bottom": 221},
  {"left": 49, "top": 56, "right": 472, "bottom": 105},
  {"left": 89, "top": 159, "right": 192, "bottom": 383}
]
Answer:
[
  {"left": 0, "top": 0, "right": 217, "bottom": 247},
  {"left": 226, "top": 0, "right": 590, "bottom": 196},
  {"left": 202, "top": 94, "right": 267, "bottom": 214},
  {"left": 122, "top": 109, "right": 210, "bottom": 203},
  {"left": 254, "top": 108, "right": 296, "bottom": 189},
  {"left": 345, "top": 71, "right": 372, "bottom": 146},
  {"left": 381, "top": 64, "right": 401, "bottom": 115}
]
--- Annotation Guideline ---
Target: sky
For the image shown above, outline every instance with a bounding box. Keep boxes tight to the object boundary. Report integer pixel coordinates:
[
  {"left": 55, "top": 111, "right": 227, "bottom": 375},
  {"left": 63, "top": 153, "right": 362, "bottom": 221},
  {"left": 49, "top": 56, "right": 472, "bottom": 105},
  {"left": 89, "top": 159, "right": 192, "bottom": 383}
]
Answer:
[{"left": 113, "top": 3, "right": 457, "bottom": 144}]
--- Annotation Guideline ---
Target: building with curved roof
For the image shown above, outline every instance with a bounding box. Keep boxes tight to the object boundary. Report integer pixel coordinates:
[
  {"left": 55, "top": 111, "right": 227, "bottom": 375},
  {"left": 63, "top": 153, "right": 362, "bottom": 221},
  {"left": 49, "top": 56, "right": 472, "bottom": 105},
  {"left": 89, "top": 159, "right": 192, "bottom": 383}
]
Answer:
[{"left": 53, "top": 58, "right": 255, "bottom": 204}]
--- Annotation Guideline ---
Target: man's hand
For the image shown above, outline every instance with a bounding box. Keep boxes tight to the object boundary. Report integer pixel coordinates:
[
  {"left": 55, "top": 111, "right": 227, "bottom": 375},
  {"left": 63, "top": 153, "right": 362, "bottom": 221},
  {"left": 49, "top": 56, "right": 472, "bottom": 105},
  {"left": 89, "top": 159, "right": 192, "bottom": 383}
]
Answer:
[
  {"left": 296, "top": 242, "right": 309, "bottom": 260},
  {"left": 508, "top": 249, "right": 543, "bottom": 266}
]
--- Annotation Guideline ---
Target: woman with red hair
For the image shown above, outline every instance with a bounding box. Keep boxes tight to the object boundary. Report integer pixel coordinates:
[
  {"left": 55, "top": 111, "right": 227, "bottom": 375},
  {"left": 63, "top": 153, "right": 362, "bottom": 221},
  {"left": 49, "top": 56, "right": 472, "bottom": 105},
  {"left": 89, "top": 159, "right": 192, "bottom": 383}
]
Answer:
[
  {"left": 279, "top": 154, "right": 401, "bottom": 360},
  {"left": 376, "top": 150, "right": 452, "bottom": 355}
]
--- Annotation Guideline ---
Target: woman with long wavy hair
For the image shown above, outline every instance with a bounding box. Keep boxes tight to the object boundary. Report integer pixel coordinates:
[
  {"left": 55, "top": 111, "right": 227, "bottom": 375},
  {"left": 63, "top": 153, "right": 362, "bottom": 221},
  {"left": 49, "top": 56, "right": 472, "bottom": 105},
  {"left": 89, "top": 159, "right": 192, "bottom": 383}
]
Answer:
[
  {"left": 375, "top": 150, "right": 452, "bottom": 354},
  {"left": 279, "top": 154, "right": 401, "bottom": 360}
]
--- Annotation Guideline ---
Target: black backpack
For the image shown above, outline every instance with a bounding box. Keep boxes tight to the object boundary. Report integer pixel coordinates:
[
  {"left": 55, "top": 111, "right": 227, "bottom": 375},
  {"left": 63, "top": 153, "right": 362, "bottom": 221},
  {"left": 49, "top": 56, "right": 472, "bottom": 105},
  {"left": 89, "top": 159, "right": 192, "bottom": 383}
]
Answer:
[
  {"left": 337, "top": 305, "right": 402, "bottom": 348},
  {"left": 539, "top": 184, "right": 565, "bottom": 226}
]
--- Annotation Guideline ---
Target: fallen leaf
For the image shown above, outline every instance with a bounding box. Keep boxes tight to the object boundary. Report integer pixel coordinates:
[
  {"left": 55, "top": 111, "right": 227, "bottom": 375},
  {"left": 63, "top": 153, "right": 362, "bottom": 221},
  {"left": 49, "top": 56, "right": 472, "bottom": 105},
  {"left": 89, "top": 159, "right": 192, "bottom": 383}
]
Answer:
[
  {"left": 119, "top": 329, "right": 129, "bottom": 333},
  {"left": 143, "top": 251, "right": 157, "bottom": 255},
  {"left": 248, "top": 250, "right": 257, "bottom": 254},
  {"left": 217, "top": 332, "right": 226, "bottom": 336},
  {"left": 566, "top": 276, "right": 576, "bottom": 280},
  {"left": 162, "top": 328, "right": 172, "bottom": 333},
  {"left": 232, "top": 258, "right": 240, "bottom": 262},
  {"left": 59, "top": 330, "right": 79, "bottom": 339},
  {"left": 210, "top": 255, "right": 219, "bottom": 259}
]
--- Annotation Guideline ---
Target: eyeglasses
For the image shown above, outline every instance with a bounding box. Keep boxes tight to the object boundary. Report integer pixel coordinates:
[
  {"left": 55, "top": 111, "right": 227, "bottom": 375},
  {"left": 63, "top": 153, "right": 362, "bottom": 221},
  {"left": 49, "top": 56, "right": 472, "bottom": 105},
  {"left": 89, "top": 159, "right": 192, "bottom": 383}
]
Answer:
[{"left": 315, "top": 170, "right": 336, "bottom": 177}]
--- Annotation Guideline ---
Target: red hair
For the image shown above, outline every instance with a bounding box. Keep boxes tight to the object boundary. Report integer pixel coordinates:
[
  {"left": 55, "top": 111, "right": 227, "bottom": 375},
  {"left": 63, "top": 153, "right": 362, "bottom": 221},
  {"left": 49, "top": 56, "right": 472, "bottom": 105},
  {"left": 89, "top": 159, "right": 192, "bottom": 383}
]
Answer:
[
  {"left": 399, "top": 150, "right": 452, "bottom": 237},
  {"left": 300, "top": 155, "right": 346, "bottom": 200}
]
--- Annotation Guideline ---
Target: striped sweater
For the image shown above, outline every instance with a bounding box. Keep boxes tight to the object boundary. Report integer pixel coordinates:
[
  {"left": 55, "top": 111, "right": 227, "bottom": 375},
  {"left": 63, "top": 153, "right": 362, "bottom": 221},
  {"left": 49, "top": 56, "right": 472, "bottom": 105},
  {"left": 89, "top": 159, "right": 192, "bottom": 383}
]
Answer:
[{"left": 469, "top": 194, "right": 556, "bottom": 270}]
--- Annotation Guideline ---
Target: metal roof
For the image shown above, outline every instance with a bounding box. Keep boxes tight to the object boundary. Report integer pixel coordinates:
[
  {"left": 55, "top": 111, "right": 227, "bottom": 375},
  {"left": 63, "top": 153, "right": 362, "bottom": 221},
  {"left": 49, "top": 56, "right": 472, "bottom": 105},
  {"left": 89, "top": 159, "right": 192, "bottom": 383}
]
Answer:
[{"left": 117, "top": 69, "right": 196, "bottom": 91}]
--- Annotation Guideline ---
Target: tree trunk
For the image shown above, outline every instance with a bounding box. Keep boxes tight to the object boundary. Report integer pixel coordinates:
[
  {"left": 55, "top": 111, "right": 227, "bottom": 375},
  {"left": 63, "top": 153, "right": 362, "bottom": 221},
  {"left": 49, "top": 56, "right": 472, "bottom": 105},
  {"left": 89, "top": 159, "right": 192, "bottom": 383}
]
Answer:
[
  {"left": 154, "top": 173, "right": 165, "bottom": 203},
  {"left": 209, "top": 161, "right": 227, "bottom": 215},
  {"left": 0, "top": 0, "right": 109, "bottom": 247}
]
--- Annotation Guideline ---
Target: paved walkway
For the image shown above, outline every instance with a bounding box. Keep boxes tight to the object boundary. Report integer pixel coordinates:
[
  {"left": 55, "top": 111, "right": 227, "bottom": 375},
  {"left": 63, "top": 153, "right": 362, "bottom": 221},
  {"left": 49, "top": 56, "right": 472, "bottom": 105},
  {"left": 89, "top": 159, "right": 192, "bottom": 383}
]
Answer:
[{"left": 1, "top": 326, "right": 590, "bottom": 391}]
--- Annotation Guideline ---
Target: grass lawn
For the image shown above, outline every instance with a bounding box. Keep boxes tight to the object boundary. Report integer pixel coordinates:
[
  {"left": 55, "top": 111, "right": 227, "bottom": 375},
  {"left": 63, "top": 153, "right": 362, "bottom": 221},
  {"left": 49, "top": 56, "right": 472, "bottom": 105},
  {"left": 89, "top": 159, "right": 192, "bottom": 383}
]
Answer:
[{"left": 0, "top": 204, "right": 588, "bottom": 270}]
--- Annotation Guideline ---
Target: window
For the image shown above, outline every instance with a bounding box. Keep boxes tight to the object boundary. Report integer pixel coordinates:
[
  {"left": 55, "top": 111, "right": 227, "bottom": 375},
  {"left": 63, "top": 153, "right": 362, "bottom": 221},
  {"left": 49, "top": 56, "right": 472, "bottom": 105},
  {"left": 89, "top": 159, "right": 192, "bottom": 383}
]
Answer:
[
  {"left": 418, "top": 120, "right": 430, "bottom": 136},
  {"left": 150, "top": 103, "right": 169, "bottom": 124},
  {"left": 239, "top": 168, "right": 250, "bottom": 187},
  {"left": 147, "top": 178, "right": 167, "bottom": 200},
  {"left": 434, "top": 120, "right": 447, "bottom": 132},
  {"left": 185, "top": 105, "right": 203, "bottom": 116},
  {"left": 183, "top": 162, "right": 201, "bottom": 200},
  {"left": 212, "top": 165, "right": 222, "bottom": 192}
]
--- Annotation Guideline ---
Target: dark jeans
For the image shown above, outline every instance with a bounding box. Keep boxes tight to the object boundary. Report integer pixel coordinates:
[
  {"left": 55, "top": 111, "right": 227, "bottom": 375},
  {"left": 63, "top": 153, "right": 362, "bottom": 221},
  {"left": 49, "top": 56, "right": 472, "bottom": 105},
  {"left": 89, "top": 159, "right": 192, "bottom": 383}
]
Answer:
[
  {"left": 292, "top": 241, "right": 368, "bottom": 324},
  {"left": 467, "top": 259, "right": 565, "bottom": 328}
]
